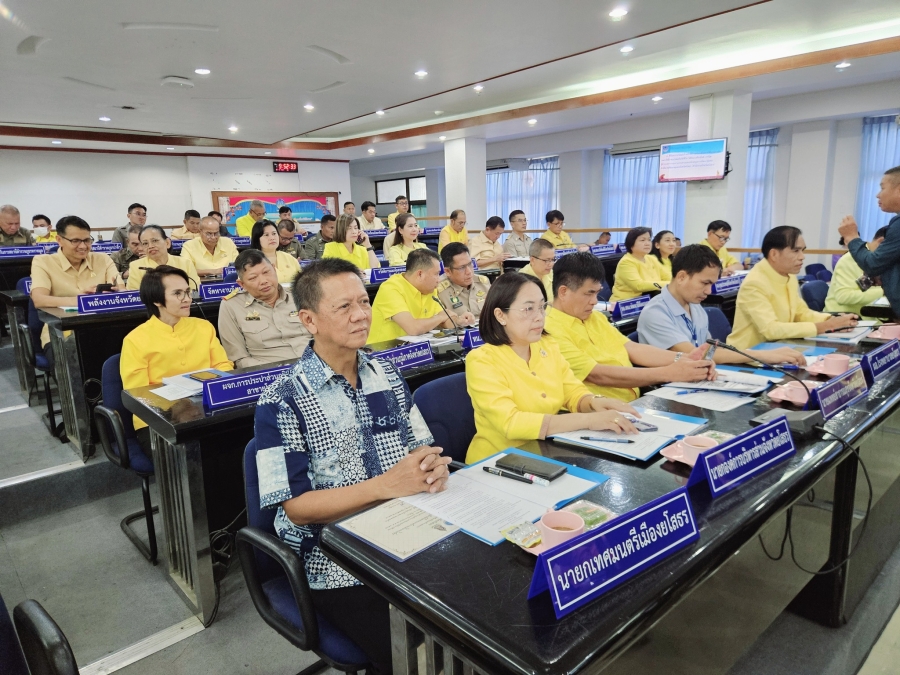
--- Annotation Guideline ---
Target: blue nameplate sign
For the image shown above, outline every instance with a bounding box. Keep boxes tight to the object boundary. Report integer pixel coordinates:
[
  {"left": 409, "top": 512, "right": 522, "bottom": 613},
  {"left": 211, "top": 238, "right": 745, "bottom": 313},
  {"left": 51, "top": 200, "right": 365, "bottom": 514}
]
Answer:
[
  {"left": 170, "top": 239, "right": 185, "bottom": 251},
  {"left": 710, "top": 274, "right": 745, "bottom": 295},
  {"left": 202, "top": 366, "right": 292, "bottom": 411},
  {"left": 200, "top": 282, "right": 239, "bottom": 301},
  {"left": 370, "top": 266, "right": 406, "bottom": 284},
  {"left": 231, "top": 236, "right": 251, "bottom": 247},
  {"left": 860, "top": 340, "right": 900, "bottom": 386},
  {"left": 372, "top": 342, "right": 434, "bottom": 370},
  {"left": 616, "top": 243, "right": 628, "bottom": 253},
  {"left": 527, "top": 489, "right": 699, "bottom": 619},
  {"left": 300, "top": 259, "right": 314, "bottom": 267},
  {"left": 364, "top": 228, "right": 388, "bottom": 237},
  {"left": 554, "top": 247, "right": 577, "bottom": 259},
  {"left": 611, "top": 294, "right": 650, "bottom": 320},
  {"left": 462, "top": 329, "right": 484, "bottom": 350},
  {"left": 294, "top": 233, "right": 306, "bottom": 242},
  {"left": 422, "top": 227, "right": 444, "bottom": 236},
  {"left": 77, "top": 291, "right": 143, "bottom": 314},
  {"left": 222, "top": 266, "right": 237, "bottom": 278},
  {"left": 806, "top": 366, "right": 869, "bottom": 419},
  {"left": 0, "top": 246, "right": 45, "bottom": 258},
  {"left": 23, "top": 278, "right": 32, "bottom": 294},
  {"left": 91, "top": 241, "right": 122, "bottom": 253},
  {"left": 590, "top": 244, "right": 616, "bottom": 256},
  {"left": 687, "top": 415, "right": 795, "bottom": 497},
  {"left": 40, "top": 243, "right": 60, "bottom": 254}
]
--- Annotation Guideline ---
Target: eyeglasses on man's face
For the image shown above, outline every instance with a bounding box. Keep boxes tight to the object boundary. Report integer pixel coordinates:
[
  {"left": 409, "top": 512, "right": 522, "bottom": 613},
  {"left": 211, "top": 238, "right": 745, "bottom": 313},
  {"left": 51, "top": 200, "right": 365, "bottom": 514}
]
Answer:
[
  {"left": 449, "top": 262, "right": 474, "bottom": 272},
  {"left": 533, "top": 257, "right": 556, "bottom": 265},
  {"left": 59, "top": 234, "right": 94, "bottom": 246},
  {"left": 202, "top": 230, "right": 221, "bottom": 239},
  {"left": 713, "top": 232, "right": 730, "bottom": 243}
]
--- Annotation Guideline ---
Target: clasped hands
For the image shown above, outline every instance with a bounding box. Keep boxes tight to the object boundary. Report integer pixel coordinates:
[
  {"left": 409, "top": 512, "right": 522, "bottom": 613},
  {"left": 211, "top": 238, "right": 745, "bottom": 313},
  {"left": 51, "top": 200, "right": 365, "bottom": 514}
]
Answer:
[{"left": 377, "top": 445, "right": 451, "bottom": 498}]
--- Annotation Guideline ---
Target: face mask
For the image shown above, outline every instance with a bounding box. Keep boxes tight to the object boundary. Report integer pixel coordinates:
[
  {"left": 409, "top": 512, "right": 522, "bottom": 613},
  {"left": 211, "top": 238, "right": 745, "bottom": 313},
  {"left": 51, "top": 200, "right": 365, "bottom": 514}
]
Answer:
[{"left": 33, "top": 226, "right": 48, "bottom": 236}]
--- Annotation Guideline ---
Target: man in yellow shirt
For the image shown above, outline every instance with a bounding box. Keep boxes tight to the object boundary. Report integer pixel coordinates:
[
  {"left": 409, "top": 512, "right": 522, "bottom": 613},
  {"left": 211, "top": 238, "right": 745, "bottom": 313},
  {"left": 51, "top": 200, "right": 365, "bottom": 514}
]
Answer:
[
  {"left": 518, "top": 238, "right": 555, "bottom": 300},
  {"left": 235, "top": 200, "right": 268, "bottom": 237},
  {"left": 169, "top": 210, "right": 202, "bottom": 240},
  {"left": 467, "top": 216, "right": 510, "bottom": 270},
  {"left": 825, "top": 225, "right": 887, "bottom": 315},
  {"left": 386, "top": 195, "right": 409, "bottom": 231},
  {"left": 541, "top": 209, "right": 574, "bottom": 249},
  {"left": 180, "top": 216, "right": 239, "bottom": 276},
  {"left": 357, "top": 201, "right": 384, "bottom": 231},
  {"left": 438, "top": 209, "right": 468, "bottom": 252},
  {"left": 699, "top": 220, "right": 743, "bottom": 276},
  {"left": 31, "top": 214, "right": 57, "bottom": 243},
  {"left": 368, "top": 248, "right": 475, "bottom": 343},
  {"left": 544, "top": 252, "right": 714, "bottom": 401},
  {"left": 729, "top": 226, "right": 857, "bottom": 350}
]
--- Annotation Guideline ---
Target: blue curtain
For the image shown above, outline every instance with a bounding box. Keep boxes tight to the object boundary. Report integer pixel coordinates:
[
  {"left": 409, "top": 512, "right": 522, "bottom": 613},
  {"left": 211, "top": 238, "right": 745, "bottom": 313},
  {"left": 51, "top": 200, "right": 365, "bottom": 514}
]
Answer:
[
  {"left": 601, "top": 151, "right": 685, "bottom": 241},
  {"left": 856, "top": 115, "right": 900, "bottom": 238},
  {"left": 742, "top": 128, "right": 779, "bottom": 248},
  {"left": 485, "top": 156, "right": 559, "bottom": 227}
]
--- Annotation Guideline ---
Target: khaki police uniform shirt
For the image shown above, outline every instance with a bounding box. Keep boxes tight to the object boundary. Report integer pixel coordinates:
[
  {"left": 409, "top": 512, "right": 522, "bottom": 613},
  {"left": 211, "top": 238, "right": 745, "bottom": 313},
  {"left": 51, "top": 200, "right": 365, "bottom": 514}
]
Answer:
[
  {"left": 436, "top": 274, "right": 491, "bottom": 320},
  {"left": 217, "top": 286, "right": 311, "bottom": 368},
  {"left": 301, "top": 233, "right": 332, "bottom": 260},
  {"left": 278, "top": 240, "right": 303, "bottom": 258},
  {"left": 502, "top": 232, "right": 532, "bottom": 257},
  {"left": 109, "top": 248, "right": 140, "bottom": 276},
  {"left": 0, "top": 227, "right": 35, "bottom": 247}
]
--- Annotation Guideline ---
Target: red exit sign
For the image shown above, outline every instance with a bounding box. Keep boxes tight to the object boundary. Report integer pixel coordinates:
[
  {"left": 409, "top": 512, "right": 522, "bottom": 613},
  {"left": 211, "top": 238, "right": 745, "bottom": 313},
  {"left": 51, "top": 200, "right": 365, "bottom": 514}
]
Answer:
[{"left": 273, "top": 161, "right": 298, "bottom": 173}]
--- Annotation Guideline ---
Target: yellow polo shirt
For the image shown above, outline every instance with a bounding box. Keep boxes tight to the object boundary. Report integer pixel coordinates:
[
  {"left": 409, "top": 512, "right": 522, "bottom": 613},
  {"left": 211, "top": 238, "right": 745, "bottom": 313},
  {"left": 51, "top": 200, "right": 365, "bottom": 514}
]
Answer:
[
  {"left": 387, "top": 242, "right": 428, "bottom": 267},
  {"left": 126, "top": 254, "right": 201, "bottom": 292},
  {"left": 368, "top": 273, "right": 440, "bottom": 344},
  {"left": 728, "top": 259, "right": 830, "bottom": 350},
  {"left": 322, "top": 242, "right": 371, "bottom": 270},
  {"left": 699, "top": 238, "right": 739, "bottom": 268},
  {"left": 438, "top": 225, "right": 468, "bottom": 252},
  {"left": 519, "top": 263, "right": 554, "bottom": 300},
  {"left": 235, "top": 214, "right": 257, "bottom": 237},
  {"left": 650, "top": 255, "right": 673, "bottom": 282},
  {"left": 169, "top": 227, "right": 199, "bottom": 241},
  {"left": 180, "top": 237, "right": 239, "bottom": 272},
  {"left": 387, "top": 212, "right": 403, "bottom": 231},
  {"left": 465, "top": 338, "right": 591, "bottom": 462},
  {"left": 543, "top": 307, "right": 639, "bottom": 402},
  {"left": 610, "top": 253, "right": 667, "bottom": 302},
  {"left": 541, "top": 230, "right": 574, "bottom": 248},
  {"left": 467, "top": 232, "right": 504, "bottom": 270},
  {"left": 120, "top": 316, "right": 233, "bottom": 428},
  {"left": 824, "top": 252, "right": 884, "bottom": 316},
  {"left": 34, "top": 232, "right": 57, "bottom": 244},
  {"left": 270, "top": 250, "right": 302, "bottom": 283}
]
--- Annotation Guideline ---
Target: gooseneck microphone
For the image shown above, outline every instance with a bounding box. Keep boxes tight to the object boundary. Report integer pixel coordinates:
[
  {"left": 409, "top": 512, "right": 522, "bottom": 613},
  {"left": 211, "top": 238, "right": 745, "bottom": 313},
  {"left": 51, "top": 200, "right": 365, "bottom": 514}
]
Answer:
[
  {"left": 706, "top": 338, "right": 811, "bottom": 400},
  {"left": 433, "top": 295, "right": 463, "bottom": 342}
]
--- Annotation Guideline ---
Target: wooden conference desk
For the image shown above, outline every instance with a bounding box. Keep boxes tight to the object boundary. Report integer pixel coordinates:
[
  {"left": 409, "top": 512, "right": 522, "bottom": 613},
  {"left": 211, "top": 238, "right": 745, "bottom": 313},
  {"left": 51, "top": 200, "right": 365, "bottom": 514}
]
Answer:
[{"left": 320, "top": 340, "right": 900, "bottom": 675}]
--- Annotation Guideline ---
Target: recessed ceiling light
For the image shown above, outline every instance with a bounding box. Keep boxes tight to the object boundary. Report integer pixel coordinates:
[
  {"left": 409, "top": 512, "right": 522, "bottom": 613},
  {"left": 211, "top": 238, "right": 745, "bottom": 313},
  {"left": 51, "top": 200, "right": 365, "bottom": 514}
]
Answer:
[
  {"left": 527, "top": 119, "right": 537, "bottom": 125},
  {"left": 194, "top": 68, "right": 210, "bottom": 75},
  {"left": 439, "top": 136, "right": 447, "bottom": 141},
  {"left": 609, "top": 7, "right": 628, "bottom": 20},
  {"left": 652, "top": 96, "right": 663, "bottom": 102},
  {"left": 474, "top": 84, "right": 484, "bottom": 92},
  {"left": 51, "top": 140, "right": 62, "bottom": 144},
  {"left": 99, "top": 116, "right": 111, "bottom": 121},
  {"left": 376, "top": 110, "right": 385, "bottom": 116},
  {"left": 264, "top": 151, "right": 272, "bottom": 155},
  {"left": 368, "top": 148, "right": 375, "bottom": 154},
  {"left": 228, "top": 125, "right": 238, "bottom": 132},
  {"left": 415, "top": 70, "right": 428, "bottom": 78},
  {"left": 620, "top": 45, "right": 633, "bottom": 54},
  {"left": 304, "top": 103, "right": 315, "bottom": 111},
  {"left": 835, "top": 61, "right": 851, "bottom": 69},
  {"left": 166, "top": 147, "right": 175, "bottom": 150}
]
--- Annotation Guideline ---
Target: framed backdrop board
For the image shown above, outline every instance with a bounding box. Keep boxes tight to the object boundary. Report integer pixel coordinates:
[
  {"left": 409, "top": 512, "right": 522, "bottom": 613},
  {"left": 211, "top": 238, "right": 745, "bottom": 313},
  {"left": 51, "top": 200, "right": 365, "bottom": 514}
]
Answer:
[{"left": 212, "top": 192, "right": 338, "bottom": 225}]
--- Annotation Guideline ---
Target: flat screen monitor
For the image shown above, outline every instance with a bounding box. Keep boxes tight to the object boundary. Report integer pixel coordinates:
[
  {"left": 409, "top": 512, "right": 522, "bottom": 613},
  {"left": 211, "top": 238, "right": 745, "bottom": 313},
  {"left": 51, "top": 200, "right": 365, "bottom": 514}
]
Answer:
[{"left": 659, "top": 138, "right": 727, "bottom": 182}]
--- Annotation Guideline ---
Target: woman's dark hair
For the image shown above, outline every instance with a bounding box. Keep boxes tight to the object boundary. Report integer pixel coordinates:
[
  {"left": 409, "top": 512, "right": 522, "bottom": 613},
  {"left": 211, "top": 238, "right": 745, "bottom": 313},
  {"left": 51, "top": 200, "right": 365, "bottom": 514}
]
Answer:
[
  {"left": 334, "top": 213, "right": 358, "bottom": 244},
  {"left": 251, "top": 219, "right": 278, "bottom": 250},
  {"left": 624, "top": 227, "right": 652, "bottom": 253},
  {"left": 139, "top": 265, "right": 190, "bottom": 318},
  {"left": 762, "top": 226, "right": 803, "bottom": 259},
  {"left": 479, "top": 272, "right": 547, "bottom": 346},
  {"left": 139, "top": 225, "right": 169, "bottom": 244},
  {"left": 393, "top": 213, "right": 418, "bottom": 247},
  {"left": 55, "top": 215, "right": 90, "bottom": 236},
  {"left": 650, "top": 230, "right": 674, "bottom": 261}
]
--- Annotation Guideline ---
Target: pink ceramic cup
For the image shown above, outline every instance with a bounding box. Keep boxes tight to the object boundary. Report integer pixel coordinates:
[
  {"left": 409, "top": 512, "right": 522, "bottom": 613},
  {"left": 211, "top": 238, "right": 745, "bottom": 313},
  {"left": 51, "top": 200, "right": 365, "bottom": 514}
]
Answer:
[
  {"left": 680, "top": 435, "right": 718, "bottom": 464},
  {"left": 879, "top": 325, "right": 900, "bottom": 339},
  {"left": 822, "top": 354, "right": 850, "bottom": 376},
  {"left": 539, "top": 511, "right": 585, "bottom": 549},
  {"left": 782, "top": 381, "right": 810, "bottom": 405}
]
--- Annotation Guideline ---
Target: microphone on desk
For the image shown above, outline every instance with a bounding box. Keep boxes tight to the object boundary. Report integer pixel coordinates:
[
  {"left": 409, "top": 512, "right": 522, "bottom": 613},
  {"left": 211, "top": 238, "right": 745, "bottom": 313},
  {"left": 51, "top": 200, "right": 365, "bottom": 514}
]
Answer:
[
  {"left": 705, "top": 338, "right": 811, "bottom": 400},
  {"left": 433, "top": 295, "right": 463, "bottom": 342}
]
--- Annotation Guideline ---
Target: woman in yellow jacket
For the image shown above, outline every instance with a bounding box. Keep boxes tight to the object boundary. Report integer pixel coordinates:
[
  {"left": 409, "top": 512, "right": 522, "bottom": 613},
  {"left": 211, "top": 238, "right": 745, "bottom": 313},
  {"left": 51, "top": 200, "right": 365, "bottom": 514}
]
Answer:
[
  {"left": 465, "top": 273, "right": 639, "bottom": 463},
  {"left": 322, "top": 214, "right": 380, "bottom": 270},
  {"left": 610, "top": 227, "right": 669, "bottom": 302},
  {"left": 251, "top": 220, "right": 301, "bottom": 283},
  {"left": 388, "top": 213, "right": 428, "bottom": 266},
  {"left": 121, "top": 266, "right": 232, "bottom": 437},
  {"left": 650, "top": 229, "right": 676, "bottom": 282}
]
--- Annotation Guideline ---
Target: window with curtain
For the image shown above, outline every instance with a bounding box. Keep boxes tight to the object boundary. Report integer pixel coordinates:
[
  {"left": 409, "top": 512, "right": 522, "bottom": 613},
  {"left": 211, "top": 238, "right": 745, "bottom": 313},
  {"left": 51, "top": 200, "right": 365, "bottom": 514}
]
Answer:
[
  {"left": 742, "top": 128, "right": 779, "bottom": 248},
  {"left": 856, "top": 115, "right": 900, "bottom": 238},
  {"left": 601, "top": 151, "right": 685, "bottom": 240},
  {"left": 485, "top": 156, "right": 558, "bottom": 228}
]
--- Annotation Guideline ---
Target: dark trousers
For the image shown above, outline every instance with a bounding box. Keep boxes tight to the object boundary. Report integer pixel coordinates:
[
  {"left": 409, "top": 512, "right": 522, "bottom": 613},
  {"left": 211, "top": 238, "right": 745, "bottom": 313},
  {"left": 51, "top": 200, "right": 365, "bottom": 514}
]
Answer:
[
  {"left": 310, "top": 584, "right": 392, "bottom": 673},
  {"left": 43, "top": 344, "right": 55, "bottom": 370}
]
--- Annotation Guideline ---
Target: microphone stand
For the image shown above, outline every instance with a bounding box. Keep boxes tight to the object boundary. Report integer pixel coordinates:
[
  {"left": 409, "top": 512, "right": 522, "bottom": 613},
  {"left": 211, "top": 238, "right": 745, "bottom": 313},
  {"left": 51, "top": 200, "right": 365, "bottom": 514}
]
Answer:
[
  {"left": 706, "top": 338, "right": 811, "bottom": 400},
  {"left": 433, "top": 295, "right": 464, "bottom": 344}
]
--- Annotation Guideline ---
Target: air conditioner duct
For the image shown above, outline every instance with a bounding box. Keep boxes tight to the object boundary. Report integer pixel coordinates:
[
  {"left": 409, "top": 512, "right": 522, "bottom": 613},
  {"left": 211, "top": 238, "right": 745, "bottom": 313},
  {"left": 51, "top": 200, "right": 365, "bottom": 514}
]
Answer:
[
  {"left": 609, "top": 136, "right": 686, "bottom": 155},
  {"left": 486, "top": 158, "right": 530, "bottom": 171}
]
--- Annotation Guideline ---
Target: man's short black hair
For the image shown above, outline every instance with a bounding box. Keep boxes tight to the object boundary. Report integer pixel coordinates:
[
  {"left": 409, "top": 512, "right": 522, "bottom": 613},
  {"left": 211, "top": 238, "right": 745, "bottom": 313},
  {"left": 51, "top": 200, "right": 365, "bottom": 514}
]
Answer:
[
  {"left": 440, "top": 242, "right": 469, "bottom": 268},
  {"left": 552, "top": 251, "right": 604, "bottom": 297},
  {"left": 762, "top": 226, "right": 803, "bottom": 258},
  {"left": 707, "top": 220, "right": 731, "bottom": 233},
  {"left": 509, "top": 209, "right": 525, "bottom": 222},
  {"left": 56, "top": 215, "right": 91, "bottom": 236},
  {"left": 406, "top": 248, "right": 440, "bottom": 274},
  {"left": 235, "top": 248, "right": 273, "bottom": 277},
  {"left": 251, "top": 220, "right": 278, "bottom": 250},
  {"left": 361, "top": 201, "right": 376, "bottom": 212},
  {"left": 874, "top": 225, "right": 889, "bottom": 240},
  {"left": 479, "top": 273, "right": 547, "bottom": 346},
  {"left": 450, "top": 209, "right": 466, "bottom": 221},
  {"left": 321, "top": 214, "right": 337, "bottom": 225},
  {"left": 343, "top": 201, "right": 355, "bottom": 208},
  {"left": 885, "top": 165, "right": 900, "bottom": 181},
  {"left": 671, "top": 244, "right": 722, "bottom": 277},
  {"left": 292, "top": 258, "right": 361, "bottom": 312},
  {"left": 485, "top": 216, "right": 505, "bottom": 230},
  {"left": 139, "top": 265, "right": 190, "bottom": 318},
  {"left": 545, "top": 210, "right": 564, "bottom": 224},
  {"left": 184, "top": 209, "right": 200, "bottom": 220},
  {"left": 208, "top": 210, "right": 223, "bottom": 219},
  {"left": 624, "top": 227, "right": 652, "bottom": 253},
  {"left": 128, "top": 203, "right": 146, "bottom": 213},
  {"left": 395, "top": 195, "right": 408, "bottom": 204},
  {"left": 277, "top": 219, "right": 296, "bottom": 233},
  {"left": 32, "top": 214, "right": 51, "bottom": 226},
  {"left": 279, "top": 206, "right": 292, "bottom": 215},
  {"left": 529, "top": 238, "right": 553, "bottom": 257}
]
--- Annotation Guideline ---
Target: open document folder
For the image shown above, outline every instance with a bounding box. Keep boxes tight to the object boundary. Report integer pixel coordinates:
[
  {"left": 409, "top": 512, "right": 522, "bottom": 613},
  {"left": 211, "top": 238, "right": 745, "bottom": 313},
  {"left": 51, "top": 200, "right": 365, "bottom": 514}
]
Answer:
[{"left": 400, "top": 449, "right": 609, "bottom": 545}]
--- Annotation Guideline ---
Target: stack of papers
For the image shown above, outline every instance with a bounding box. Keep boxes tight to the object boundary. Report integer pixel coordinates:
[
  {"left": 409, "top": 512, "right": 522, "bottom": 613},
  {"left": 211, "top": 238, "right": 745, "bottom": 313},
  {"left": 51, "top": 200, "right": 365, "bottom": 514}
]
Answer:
[
  {"left": 804, "top": 326, "right": 872, "bottom": 345},
  {"left": 150, "top": 369, "right": 230, "bottom": 401},
  {"left": 646, "top": 387, "right": 756, "bottom": 412}
]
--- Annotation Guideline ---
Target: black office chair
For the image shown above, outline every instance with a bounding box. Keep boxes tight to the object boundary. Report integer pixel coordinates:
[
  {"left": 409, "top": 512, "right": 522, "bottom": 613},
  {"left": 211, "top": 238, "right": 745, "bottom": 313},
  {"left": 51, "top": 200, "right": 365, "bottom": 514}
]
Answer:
[
  {"left": 703, "top": 306, "right": 732, "bottom": 342},
  {"left": 597, "top": 276, "right": 612, "bottom": 302},
  {"left": 805, "top": 263, "right": 827, "bottom": 278},
  {"left": 0, "top": 593, "right": 28, "bottom": 675},
  {"left": 412, "top": 372, "right": 476, "bottom": 463},
  {"left": 816, "top": 269, "right": 833, "bottom": 283},
  {"left": 237, "top": 439, "right": 369, "bottom": 675},
  {"left": 800, "top": 280, "right": 829, "bottom": 312},
  {"left": 628, "top": 330, "right": 640, "bottom": 343},
  {"left": 93, "top": 354, "right": 158, "bottom": 564},
  {"left": 12, "top": 600, "right": 79, "bottom": 675}
]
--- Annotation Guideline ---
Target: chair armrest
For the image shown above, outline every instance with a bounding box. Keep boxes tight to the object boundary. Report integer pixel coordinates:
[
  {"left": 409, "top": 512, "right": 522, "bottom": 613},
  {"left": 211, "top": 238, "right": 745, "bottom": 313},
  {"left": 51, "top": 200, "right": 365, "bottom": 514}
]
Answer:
[
  {"left": 13, "top": 600, "right": 79, "bottom": 675},
  {"left": 236, "top": 526, "right": 319, "bottom": 652},
  {"left": 17, "top": 323, "right": 34, "bottom": 365},
  {"left": 94, "top": 405, "right": 130, "bottom": 470}
]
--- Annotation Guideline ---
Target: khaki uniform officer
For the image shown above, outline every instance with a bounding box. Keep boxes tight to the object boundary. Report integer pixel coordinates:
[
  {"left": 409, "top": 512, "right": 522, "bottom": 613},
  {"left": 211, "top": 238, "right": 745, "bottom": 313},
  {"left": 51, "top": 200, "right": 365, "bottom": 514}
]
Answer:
[
  {"left": 437, "top": 242, "right": 490, "bottom": 320},
  {"left": 0, "top": 205, "right": 34, "bottom": 246},
  {"left": 217, "top": 249, "right": 311, "bottom": 368}
]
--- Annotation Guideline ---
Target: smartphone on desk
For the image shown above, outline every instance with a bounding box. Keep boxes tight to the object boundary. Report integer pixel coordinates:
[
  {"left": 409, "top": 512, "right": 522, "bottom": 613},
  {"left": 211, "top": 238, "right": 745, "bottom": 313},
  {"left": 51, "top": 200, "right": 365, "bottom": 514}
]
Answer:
[
  {"left": 495, "top": 455, "right": 567, "bottom": 482},
  {"left": 95, "top": 284, "right": 114, "bottom": 293},
  {"left": 188, "top": 371, "right": 223, "bottom": 382},
  {"left": 623, "top": 414, "right": 658, "bottom": 433}
]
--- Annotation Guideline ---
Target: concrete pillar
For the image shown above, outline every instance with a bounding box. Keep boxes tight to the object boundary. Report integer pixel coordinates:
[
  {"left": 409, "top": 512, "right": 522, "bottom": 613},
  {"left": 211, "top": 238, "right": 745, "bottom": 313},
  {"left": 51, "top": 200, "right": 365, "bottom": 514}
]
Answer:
[
  {"left": 559, "top": 150, "right": 605, "bottom": 244},
  {"left": 444, "top": 137, "right": 486, "bottom": 227},
  {"left": 683, "top": 91, "right": 752, "bottom": 246},
  {"left": 784, "top": 120, "right": 837, "bottom": 253},
  {"left": 425, "top": 168, "right": 446, "bottom": 219}
]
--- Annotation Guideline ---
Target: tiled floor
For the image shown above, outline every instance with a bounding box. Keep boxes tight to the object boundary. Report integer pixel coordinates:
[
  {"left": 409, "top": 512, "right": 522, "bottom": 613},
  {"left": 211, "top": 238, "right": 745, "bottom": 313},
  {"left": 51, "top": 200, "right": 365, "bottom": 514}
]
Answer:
[{"left": 859, "top": 606, "right": 900, "bottom": 675}]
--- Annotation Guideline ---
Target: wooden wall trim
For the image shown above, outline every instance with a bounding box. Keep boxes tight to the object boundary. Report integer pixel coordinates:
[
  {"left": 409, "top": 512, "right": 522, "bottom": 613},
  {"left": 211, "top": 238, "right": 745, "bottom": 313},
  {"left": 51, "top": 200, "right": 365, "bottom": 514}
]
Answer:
[{"left": 0, "top": 145, "right": 349, "bottom": 163}]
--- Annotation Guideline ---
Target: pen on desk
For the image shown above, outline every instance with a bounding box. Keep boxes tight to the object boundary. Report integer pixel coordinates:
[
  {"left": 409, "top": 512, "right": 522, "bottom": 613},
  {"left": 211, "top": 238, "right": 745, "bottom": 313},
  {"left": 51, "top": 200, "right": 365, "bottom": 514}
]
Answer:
[
  {"left": 503, "top": 469, "right": 551, "bottom": 487},
  {"left": 448, "top": 461, "right": 467, "bottom": 471},
  {"left": 483, "top": 466, "right": 534, "bottom": 484},
  {"left": 778, "top": 364, "right": 800, "bottom": 370},
  {"left": 675, "top": 389, "right": 704, "bottom": 395},
  {"left": 579, "top": 437, "right": 635, "bottom": 444}
]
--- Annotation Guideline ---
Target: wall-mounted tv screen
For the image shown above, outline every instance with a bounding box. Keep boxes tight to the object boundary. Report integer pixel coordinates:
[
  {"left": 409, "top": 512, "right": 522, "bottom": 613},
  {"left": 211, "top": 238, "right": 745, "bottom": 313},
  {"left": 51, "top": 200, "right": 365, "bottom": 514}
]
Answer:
[{"left": 659, "top": 138, "right": 727, "bottom": 182}]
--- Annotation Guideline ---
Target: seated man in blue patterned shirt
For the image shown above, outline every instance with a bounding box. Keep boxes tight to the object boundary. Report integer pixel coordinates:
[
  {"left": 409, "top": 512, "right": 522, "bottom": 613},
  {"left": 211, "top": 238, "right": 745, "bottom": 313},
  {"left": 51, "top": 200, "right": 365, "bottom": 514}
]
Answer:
[{"left": 255, "top": 257, "right": 449, "bottom": 673}]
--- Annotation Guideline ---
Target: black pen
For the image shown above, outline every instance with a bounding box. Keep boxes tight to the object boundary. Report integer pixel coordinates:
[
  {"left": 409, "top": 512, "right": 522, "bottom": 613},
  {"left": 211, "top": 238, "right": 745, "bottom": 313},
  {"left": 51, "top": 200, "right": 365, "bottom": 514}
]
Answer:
[
  {"left": 580, "top": 437, "right": 635, "bottom": 444},
  {"left": 483, "top": 466, "right": 533, "bottom": 484}
]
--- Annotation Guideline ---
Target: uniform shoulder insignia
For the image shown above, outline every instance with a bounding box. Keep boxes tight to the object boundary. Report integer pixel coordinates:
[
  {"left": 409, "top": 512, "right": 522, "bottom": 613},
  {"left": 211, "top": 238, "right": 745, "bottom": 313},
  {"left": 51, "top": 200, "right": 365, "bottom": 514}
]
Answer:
[
  {"left": 436, "top": 279, "right": 451, "bottom": 292},
  {"left": 474, "top": 274, "right": 489, "bottom": 284},
  {"left": 223, "top": 288, "right": 241, "bottom": 300}
]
